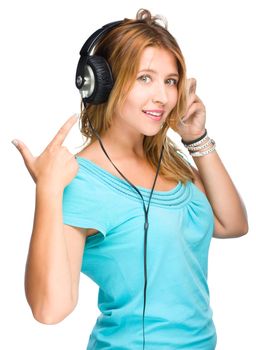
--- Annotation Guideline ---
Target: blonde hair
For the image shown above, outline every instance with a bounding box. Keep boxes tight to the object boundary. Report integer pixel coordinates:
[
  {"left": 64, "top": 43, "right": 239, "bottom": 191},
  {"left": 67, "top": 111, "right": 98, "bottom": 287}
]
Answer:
[{"left": 78, "top": 8, "right": 195, "bottom": 184}]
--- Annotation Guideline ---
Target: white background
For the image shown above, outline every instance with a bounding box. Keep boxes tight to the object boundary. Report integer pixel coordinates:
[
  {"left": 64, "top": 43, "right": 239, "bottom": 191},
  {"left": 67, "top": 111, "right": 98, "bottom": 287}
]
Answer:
[{"left": 1, "top": 0, "right": 255, "bottom": 349}]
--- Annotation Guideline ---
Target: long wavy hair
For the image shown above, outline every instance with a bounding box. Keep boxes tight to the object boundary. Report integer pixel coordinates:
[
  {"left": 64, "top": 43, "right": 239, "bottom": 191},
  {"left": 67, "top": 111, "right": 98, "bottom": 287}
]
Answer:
[{"left": 78, "top": 8, "right": 195, "bottom": 184}]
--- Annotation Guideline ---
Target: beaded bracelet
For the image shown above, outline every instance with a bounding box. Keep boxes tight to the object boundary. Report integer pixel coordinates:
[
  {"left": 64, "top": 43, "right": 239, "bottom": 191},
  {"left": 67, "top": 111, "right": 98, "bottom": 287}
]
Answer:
[
  {"left": 185, "top": 137, "right": 212, "bottom": 151},
  {"left": 189, "top": 140, "right": 216, "bottom": 157},
  {"left": 183, "top": 135, "right": 210, "bottom": 150},
  {"left": 181, "top": 129, "right": 216, "bottom": 157}
]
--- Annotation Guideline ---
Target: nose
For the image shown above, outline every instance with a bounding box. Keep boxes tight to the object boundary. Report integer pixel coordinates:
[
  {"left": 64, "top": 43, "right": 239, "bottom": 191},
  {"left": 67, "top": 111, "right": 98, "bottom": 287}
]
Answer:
[{"left": 152, "top": 81, "right": 168, "bottom": 105}]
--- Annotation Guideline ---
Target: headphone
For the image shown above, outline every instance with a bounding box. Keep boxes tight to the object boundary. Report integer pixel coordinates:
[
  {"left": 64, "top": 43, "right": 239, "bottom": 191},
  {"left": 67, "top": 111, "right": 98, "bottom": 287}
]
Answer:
[
  {"left": 75, "top": 21, "right": 165, "bottom": 350},
  {"left": 75, "top": 20, "right": 123, "bottom": 105}
]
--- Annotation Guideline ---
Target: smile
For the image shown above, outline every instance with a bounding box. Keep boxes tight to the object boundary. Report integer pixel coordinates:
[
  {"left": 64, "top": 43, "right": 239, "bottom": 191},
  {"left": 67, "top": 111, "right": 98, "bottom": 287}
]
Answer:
[{"left": 142, "top": 110, "right": 164, "bottom": 121}]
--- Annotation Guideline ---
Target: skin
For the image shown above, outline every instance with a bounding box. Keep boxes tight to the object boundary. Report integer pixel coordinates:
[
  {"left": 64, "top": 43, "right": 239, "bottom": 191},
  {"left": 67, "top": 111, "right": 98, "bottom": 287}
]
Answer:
[
  {"left": 12, "top": 115, "right": 79, "bottom": 188},
  {"left": 12, "top": 115, "right": 84, "bottom": 324},
  {"left": 99, "top": 46, "right": 179, "bottom": 160}
]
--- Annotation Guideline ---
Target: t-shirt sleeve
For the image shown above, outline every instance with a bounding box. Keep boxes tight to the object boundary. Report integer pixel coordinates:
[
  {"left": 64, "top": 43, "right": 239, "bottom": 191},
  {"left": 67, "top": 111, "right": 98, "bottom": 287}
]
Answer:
[{"left": 62, "top": 170, "right": 110, "bottom": 245}]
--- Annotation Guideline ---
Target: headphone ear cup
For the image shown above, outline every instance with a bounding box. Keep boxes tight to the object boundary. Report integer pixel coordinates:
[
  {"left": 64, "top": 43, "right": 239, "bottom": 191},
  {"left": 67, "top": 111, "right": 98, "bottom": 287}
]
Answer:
[{"left": 86, "top": 55, "right": 114, "bottom": 104}]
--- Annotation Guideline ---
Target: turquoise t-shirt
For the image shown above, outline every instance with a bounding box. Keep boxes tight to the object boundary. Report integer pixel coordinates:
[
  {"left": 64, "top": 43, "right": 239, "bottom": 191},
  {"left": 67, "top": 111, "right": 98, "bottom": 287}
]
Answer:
[{"left": 62, "top": 156, "right": 217, "bottom": 350}]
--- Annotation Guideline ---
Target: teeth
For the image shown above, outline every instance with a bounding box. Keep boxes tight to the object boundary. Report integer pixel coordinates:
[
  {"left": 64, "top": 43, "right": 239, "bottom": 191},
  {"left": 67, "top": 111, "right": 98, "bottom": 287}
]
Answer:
[{"left": 144, "top": 111, "right": 162, "bottom": 117}]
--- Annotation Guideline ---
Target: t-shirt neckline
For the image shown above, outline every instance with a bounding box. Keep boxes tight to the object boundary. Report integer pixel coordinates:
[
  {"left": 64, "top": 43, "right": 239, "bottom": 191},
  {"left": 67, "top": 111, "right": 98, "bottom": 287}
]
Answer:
[{"left": 75, "top": 156, "right": 181, "bottom": 195}]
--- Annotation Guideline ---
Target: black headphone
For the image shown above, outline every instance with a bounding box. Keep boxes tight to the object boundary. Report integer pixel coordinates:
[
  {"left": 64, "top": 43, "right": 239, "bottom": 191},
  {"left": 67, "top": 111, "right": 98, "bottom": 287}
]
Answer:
[{"left": 75, "top": 20, "right": 123, "bottom": 105}]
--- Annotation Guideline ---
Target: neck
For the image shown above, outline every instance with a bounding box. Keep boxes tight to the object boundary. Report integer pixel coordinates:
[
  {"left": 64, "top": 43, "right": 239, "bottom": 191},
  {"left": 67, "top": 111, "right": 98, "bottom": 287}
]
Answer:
[{"left": 98, "top": 129, "right": 146, "bottom": 161}]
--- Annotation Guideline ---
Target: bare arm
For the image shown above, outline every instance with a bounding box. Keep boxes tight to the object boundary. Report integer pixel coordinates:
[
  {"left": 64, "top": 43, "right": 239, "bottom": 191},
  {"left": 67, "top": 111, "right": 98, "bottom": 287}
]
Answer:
[
  {"left": 191, "top": 151, "right": 249, "bottom": 238},
  {"left": 25, "top": 182, "right": 86, "bottom": 324},
  {"left": 179, "top": 78, "right": 248, "bottom": 238},
  {"left": 13, "top": 115, "right": 87, "bottom": 324}
]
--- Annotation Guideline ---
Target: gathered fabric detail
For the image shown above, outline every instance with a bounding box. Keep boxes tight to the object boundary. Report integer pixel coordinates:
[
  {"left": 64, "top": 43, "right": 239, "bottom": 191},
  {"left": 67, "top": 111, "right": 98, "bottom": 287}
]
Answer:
[{"left": 76, "top": 157, "right": 192, "bottom": 209}]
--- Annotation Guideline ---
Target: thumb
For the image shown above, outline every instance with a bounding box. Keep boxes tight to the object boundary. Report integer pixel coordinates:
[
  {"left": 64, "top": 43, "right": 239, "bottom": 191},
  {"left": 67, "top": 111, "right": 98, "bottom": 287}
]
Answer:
[{"left": 11, "top": 139, "right": 34, "bottom": 165}]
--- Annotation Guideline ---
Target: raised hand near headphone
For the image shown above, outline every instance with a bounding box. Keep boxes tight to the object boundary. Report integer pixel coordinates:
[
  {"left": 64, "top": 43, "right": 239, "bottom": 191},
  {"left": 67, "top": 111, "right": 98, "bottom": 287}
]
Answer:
[
  {"left": 12, "top": 114, "right": 79, "bottom": 190},
  {"left": 176, "top": 78, "right": 206, "bottom": 142}
]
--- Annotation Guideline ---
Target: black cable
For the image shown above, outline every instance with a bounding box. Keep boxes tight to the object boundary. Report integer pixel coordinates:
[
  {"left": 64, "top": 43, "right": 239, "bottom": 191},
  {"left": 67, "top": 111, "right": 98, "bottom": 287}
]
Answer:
[{"left": 83, "top": 106, "right": 164, "bottom": 349}]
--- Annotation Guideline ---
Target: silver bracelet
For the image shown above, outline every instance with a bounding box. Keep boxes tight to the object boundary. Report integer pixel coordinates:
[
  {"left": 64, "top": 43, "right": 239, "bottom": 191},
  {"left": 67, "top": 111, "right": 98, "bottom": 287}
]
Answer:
[
  {"left": 189, "top": 140, "right": 216, "bottom": 157},
  {"left": 186, "top": 137, "right": 213, "bottom": 151},
  {"left": 182, "top": 130, "right": 217, "bottom": 157}
]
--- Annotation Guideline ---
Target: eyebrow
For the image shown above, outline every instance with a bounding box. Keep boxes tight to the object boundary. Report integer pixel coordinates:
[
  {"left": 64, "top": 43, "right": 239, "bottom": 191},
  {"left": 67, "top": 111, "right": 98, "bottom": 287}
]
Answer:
[{"left": 138, "top": 69, "right": 179, "bottom": 78}]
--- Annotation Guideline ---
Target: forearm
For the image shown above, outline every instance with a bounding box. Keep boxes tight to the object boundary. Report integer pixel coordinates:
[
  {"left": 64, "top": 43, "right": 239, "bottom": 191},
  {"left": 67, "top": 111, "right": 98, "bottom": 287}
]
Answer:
[
  {"left": 192, "top": 149, "right": 248, "bottom": 234},
  {"left": 25, "top": 182, "right": 73, "bottom": 323}
]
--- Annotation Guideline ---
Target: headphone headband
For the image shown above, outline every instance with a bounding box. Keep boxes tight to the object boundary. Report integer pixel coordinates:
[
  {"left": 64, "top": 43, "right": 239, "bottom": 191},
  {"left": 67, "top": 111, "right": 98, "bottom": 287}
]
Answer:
[{"left": 79, "top": 20, "right": 123, "bottom": 56}]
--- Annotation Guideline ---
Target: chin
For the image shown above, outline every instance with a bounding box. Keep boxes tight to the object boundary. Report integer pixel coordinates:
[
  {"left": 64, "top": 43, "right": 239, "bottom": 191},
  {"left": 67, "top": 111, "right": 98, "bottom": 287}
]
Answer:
[{"left": 143, "top": 129, "right": 163, "bottom": 137}]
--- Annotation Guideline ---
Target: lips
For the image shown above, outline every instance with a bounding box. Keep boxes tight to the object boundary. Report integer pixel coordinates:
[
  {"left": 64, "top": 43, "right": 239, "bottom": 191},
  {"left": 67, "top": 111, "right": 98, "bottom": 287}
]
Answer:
[{"left": 142, "top": 109, "right": 164, "bottom": 121}]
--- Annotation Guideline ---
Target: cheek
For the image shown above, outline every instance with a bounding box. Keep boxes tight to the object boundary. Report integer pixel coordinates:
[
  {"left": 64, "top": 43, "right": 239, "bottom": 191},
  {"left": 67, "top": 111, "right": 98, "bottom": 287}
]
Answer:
[
  {"left": 168, "top": 89, "right": 178, "bottom": 106},
  {"left": 123, "top": 88, "right": 148, "bottom": 111},
  {"left": 124, "top": 85, "right": 179, "bottom": 109},
  {"left": 128, "top": 86, "right": 148, "bottom": 101}
]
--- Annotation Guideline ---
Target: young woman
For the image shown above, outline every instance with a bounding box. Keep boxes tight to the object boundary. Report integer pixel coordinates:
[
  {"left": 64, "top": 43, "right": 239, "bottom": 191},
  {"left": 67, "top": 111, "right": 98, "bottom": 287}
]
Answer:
[{"left": 12, "top": 8, "right": 248, "bottom": 350}]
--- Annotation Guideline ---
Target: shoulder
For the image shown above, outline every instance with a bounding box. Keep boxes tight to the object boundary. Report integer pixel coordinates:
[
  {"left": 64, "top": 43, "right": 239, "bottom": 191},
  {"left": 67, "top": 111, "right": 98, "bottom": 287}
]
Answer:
[{"left": 75, "top": 141, "right": 101, "bottom": 161}]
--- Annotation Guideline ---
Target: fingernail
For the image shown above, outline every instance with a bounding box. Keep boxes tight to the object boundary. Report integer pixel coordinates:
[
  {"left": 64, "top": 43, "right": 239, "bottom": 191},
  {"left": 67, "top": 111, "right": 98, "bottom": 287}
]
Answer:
[{"left": 11, "top": 139, "right": 19, "bottom": 147}]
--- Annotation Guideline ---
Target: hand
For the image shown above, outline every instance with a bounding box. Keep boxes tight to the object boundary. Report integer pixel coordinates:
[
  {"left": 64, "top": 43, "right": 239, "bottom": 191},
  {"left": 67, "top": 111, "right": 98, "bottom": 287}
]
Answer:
[
  {"left": 176, "top": 78, "right": 206, "bottom": 142},
  {"left": 12, "top": 114, "right": 79, "bottom": 189}
]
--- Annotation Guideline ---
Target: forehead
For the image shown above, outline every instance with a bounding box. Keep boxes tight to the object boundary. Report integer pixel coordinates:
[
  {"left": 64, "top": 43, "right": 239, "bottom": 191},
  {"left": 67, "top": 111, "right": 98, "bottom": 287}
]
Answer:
[{"left": 138, "top": 46, "right": 177, "bottom": 71}]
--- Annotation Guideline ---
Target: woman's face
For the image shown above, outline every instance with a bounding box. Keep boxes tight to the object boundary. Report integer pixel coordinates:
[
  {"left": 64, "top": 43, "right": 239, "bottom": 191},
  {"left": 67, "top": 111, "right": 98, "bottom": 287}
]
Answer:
[{"left": 114, "top": 46, "right": 179, "bottom": 137}]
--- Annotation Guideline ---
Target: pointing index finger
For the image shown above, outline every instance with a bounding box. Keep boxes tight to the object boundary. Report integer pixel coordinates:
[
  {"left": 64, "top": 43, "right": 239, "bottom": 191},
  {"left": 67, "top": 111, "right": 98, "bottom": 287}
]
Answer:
[{"left": 48, "top": 114, "right": 79, "bottom": 148}]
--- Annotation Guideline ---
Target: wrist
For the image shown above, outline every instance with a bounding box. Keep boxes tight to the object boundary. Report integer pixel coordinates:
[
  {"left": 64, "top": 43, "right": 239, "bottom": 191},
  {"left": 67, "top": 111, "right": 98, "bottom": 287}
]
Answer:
[
  {"left": 36, "top": 179, "right": 64, "bottom": 196},
  {"left": 181, "top": 129, "right": 216, "bottom": 157},
  {"left": 181, "top": 129, "right": 207, "bottom": 145}
]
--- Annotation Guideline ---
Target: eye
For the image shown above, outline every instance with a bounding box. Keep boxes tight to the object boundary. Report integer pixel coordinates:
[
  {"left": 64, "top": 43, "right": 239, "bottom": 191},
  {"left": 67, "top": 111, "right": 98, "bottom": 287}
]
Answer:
[
  {"left": 137, "top": 74, "right": 151, "bottom": 83},
  {"left": 166, "top": 78, "right": 178, "bottom": 86}
]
